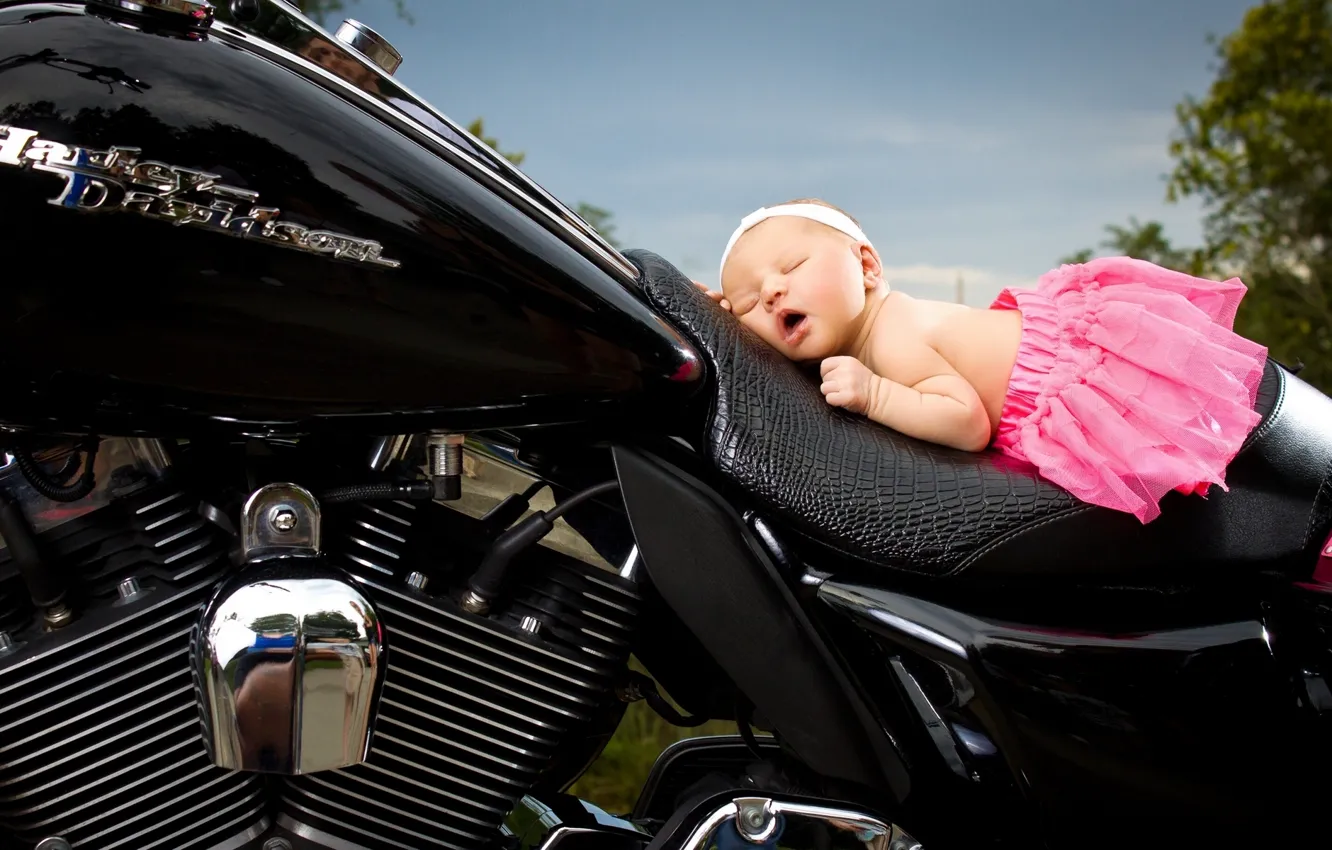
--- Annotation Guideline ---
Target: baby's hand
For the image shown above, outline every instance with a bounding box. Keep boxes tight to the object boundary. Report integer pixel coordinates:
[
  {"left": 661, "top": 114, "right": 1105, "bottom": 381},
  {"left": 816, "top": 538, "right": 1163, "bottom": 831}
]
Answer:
[
  {"left": 693, "top": 280, "right": 731, "bottom": 312},
  {"left": 820, "top": 356, "right": 873, "bottom": 415}
]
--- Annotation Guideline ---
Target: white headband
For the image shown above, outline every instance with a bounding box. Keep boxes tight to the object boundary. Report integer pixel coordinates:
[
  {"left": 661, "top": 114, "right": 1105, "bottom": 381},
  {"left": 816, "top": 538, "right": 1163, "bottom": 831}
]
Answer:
[{"left": 718, "top": 203, "right": 873, "bottom": 284}]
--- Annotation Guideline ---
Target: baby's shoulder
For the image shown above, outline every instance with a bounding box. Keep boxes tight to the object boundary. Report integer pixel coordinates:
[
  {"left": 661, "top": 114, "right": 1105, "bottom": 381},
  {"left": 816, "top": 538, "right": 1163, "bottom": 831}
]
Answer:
[
  {"left": 866, "top": 296, "right": 936, "bottom": 361},
  {"left": 873, "top": 293, "right": 946, "bottom": 336}
]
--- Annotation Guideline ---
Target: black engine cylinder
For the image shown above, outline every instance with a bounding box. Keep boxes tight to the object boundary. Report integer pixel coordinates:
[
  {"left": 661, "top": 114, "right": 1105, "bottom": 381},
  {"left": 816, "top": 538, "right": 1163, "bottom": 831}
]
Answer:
[{"left": 274, "top": 498, "right": 640, "bottom": 850}]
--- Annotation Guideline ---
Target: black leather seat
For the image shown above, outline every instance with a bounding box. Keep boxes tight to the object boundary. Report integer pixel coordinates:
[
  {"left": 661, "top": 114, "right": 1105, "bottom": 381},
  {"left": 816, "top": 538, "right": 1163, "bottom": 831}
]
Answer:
[{"left": 630, "top": 249, "right": 1332, "bottom": 578}]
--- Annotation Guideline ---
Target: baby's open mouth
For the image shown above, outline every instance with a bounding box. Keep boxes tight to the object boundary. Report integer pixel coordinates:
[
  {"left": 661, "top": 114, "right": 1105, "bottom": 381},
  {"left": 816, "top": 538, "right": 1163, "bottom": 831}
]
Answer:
[{"left": 779, "top": 310, "right": 808, "bottom": 343}]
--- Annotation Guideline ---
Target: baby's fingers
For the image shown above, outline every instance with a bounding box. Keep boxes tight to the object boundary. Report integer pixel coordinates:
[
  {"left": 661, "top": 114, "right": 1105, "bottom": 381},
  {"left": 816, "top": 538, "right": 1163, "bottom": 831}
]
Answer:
[
  {"left": 823, "top": 388, "right": 855, "bottom": 408},
  {"left": 820, "top": 355, "right": 854, "bottom": 377},
  {"left": 692, "top": 280, "right": 731, "bottom": 311},
  {"left": 692, "top": 280, "right": 723, "bottom": 300}
]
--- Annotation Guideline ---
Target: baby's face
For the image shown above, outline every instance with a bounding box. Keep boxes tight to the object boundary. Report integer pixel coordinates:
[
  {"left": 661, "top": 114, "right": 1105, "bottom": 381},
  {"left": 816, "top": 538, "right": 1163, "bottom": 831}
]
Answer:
[{"left": 720, "top": 217, "right": 879, "bottom": 362}]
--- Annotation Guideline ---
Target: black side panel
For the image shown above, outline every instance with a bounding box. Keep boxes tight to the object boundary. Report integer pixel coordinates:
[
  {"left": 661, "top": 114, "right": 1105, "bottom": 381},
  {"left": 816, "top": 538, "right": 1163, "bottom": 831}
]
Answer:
[{"left": 612, "top": 445, "right": 910, "bottom": 801}]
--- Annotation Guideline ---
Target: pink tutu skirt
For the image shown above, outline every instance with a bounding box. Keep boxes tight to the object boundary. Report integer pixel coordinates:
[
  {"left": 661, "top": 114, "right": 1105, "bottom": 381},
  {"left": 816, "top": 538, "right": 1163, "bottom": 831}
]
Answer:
[{"left": 991, "top": 256, "right": 1269, "bottom": 524}]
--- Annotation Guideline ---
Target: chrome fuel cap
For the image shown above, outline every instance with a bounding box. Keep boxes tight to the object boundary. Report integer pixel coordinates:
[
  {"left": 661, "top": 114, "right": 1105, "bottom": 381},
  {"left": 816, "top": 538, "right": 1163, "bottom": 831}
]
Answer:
[{"left": 334, "top": 19, "right": 403, "bottom": 75}]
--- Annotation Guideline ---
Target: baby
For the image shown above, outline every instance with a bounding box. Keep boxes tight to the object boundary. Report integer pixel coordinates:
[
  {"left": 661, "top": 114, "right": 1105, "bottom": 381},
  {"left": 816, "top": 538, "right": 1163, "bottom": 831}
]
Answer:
[{"left": 699, "top": 199, "right": 1270, "bottom": 523}]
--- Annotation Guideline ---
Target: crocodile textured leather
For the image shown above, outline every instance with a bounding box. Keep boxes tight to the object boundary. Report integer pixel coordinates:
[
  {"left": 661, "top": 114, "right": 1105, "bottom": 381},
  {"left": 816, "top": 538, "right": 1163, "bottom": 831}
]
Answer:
[
  {"left": 628, "top": 249, "right": 1085, "bottom": 576},
  {"left": 629, "top": 248, "right": 1332, "bottom": 579}
]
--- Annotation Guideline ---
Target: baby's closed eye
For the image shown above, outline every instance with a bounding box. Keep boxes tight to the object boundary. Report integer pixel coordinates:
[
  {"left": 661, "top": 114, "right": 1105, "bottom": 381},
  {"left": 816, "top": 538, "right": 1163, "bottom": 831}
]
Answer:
[{"left": 731, "top": 294, "right": 760, "bottom": 314}]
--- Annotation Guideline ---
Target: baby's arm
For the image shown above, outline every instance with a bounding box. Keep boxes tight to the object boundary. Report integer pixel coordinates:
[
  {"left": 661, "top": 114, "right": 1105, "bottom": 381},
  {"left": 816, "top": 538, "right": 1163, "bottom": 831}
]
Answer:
[{"left": 820, "top": 343, "right": 992, "bottom": 452}]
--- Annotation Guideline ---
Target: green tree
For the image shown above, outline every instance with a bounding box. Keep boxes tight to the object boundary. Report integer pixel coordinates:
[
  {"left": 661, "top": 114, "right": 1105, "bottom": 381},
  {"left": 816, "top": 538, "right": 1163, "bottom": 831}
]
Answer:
[
  {"left": 466, "top": 123, "right": 623, "bottom": 248},
  {"left": 574, "top": 203, "right": 621, "bottom": 249},
  {"left": 1061, "top": 0, "right": 1332, "bottom": 390},
  {"left": 1058, "top": 247, "right": 1095, "bottom": 265},
  {"left": 466, "top": 118, "right": 525, "bottom": 166},
  {"left": 1167, "top": 0, "right": 1332, "bottom": 387},
  {"left": 1059, "top": 217, "right": 1207, "bottom": 275}
]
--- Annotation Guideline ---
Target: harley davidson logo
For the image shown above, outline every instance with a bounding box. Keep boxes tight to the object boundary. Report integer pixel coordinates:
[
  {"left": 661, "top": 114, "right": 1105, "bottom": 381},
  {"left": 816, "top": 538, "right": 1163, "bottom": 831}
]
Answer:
[{"left": 0, "top": 124, "right": 401, "bottom": 269}]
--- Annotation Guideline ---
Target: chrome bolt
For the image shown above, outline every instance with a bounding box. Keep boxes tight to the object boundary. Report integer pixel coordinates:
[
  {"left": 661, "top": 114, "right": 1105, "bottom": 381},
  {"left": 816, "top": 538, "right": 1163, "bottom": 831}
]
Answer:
[
  {"left": 262, "top": 839, "right": 293, "bottom": 850},
  {"left": 734, "top": 798, "right": 776, "bottom": 843},
  {"left": 36, "top": 838, "right": 73, "bottom": 850},
  {"left": 428, "top": 433, "right": 465, "bottom": 476},
  {"left": 0, "top": 632, "right": 13, "bottom": 654},
  {"left": 43, "top": 602, "right": 74, "bottom": 630},
  {"left": 406, "top": 571, "right": 428, "bottom": 590},
  {"left": 270, "top": 506, "right": 298, "bottom": 533},
  {"left": 519, "top": 615, "right": 542, "bottom": 635},
  {"left": 460, "top": 589, "right": 490, "bottom": 615},
  {"left": 117, "top": 576, "right": 141, "bottom": 600}
]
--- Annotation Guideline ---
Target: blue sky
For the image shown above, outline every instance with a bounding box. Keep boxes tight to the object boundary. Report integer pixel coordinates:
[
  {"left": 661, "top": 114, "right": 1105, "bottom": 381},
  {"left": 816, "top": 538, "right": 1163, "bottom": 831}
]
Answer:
[{"left": 334, "top": 0, "right": 1253, "bottom": 305}]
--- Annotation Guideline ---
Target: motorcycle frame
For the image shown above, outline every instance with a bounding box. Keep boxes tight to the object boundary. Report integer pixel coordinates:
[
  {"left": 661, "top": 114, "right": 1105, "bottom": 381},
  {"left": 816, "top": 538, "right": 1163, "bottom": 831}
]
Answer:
[{"left": 608, "top": 439, "right": 1332, "bottom": 849}]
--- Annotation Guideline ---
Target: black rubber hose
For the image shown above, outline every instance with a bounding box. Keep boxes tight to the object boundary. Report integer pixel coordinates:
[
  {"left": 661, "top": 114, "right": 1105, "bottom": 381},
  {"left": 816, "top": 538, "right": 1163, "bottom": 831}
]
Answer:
[
  {"left": 468, "top": 480, "right": 620, "bottom": 602},
  {"left": 544, "top": 480, "right": 619, "bottom": 521},
  {"left": 645, "top": 689, "right": 712, "bottom": 728},
  {"left": 479, "top": 480, "right": 550, "bottom": 535},
  {"left": 0, "top": 492, "right": 63, "bottom": 608},
  {"left": 320, "top": 481, "right": 434, "bottom": 504},
  {"left": 12, "top": 439, "right": 98, "bottom": 503},
  {"left": 621, "top": 671, "right": 711, "bottom": 728}
]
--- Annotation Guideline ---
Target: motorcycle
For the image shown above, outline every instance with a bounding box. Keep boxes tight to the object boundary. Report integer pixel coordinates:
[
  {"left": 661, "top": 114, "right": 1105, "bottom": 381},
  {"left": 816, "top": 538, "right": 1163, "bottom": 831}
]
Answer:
[{"left": 0, "top": 2, "right": 1329, "bottom": 848}]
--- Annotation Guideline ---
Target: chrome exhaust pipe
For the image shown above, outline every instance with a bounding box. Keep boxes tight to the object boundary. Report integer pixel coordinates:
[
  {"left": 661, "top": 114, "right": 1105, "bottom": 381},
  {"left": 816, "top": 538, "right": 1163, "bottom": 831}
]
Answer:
[{"left": 675, "top": 796, "right": 921, "bottom": 850}]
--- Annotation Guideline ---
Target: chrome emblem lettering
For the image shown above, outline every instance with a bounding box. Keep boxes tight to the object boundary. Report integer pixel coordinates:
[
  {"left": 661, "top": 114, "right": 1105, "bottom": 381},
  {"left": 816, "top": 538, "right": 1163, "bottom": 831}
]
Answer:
[{"left": 0, "top": 125, "right": 401, "bottom": 269}]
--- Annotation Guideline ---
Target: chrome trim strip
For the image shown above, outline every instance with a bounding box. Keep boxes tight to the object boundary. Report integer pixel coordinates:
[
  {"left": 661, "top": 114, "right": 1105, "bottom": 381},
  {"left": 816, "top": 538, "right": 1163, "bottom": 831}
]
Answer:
[
  {"left": 675, "top": 797, "right": 920, "bottom": 850},
  {"left": 209, "top": 5, "right": 639, "bottom": 284}
]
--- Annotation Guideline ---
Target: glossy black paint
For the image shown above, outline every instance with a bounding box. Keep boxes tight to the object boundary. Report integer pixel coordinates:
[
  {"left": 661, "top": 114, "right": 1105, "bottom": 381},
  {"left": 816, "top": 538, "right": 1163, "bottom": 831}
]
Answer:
[
  {"left": 614, "top": 444, "right": 912, "bottom": 803},
  {"left": 818, "top": 579, "right": 1322, "bottom": 848},
  {"left": 0, "top": 3, "right": 702, "bottom": 437},
  {"left": 632, "top": 734, "right": 784, "bottom": 822},
  {"left": 504, "top": 793, "right": 649, "bottom": 850}
]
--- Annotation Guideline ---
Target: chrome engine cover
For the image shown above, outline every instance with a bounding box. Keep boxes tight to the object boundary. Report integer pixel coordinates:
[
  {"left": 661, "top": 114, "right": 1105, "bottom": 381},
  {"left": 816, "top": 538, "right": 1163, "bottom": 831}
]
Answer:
[
  {"left": 195, "top": 483, "right": 388, "bottom": 777},
  {"left": 0, "top": 447, "right": 639, "bottom": 850},
  {"left": 276, "top": 497, "right": 640, "bottom": 850}
]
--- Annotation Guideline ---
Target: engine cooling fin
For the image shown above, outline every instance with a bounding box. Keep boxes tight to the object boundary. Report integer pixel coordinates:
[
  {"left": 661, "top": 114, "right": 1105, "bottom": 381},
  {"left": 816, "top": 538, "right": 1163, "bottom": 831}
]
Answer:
[
  {"left": 0, "top": 486, "right": 267, "bottom": 850},
  {"left": 277, "top": 499, "right": 639, "bottom": 850}
]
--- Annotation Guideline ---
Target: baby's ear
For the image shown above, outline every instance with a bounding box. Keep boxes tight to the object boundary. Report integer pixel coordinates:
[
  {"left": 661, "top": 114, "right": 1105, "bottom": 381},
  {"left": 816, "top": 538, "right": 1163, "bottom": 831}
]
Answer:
[{"left": 858, "top": 241, "right": 884, "bottom": 289}]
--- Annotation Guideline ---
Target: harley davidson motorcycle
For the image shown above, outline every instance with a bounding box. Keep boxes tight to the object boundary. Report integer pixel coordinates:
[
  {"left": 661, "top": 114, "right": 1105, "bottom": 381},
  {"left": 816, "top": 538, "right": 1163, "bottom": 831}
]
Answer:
[{"left": 0, "top": 2, "right": 1330, "bottom": 848}]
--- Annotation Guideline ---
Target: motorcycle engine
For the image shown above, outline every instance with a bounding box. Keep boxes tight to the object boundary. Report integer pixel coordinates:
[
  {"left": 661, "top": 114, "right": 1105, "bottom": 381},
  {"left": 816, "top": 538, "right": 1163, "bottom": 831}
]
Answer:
[{"left": 0, "top": 438, "right": 639, "bottom": 850}]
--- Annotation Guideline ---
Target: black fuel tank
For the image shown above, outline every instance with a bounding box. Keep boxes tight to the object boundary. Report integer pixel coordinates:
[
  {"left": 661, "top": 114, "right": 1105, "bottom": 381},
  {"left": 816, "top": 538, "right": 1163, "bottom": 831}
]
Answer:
[{"left": 0, "top": 1, "right": 702, "bottom": 436}]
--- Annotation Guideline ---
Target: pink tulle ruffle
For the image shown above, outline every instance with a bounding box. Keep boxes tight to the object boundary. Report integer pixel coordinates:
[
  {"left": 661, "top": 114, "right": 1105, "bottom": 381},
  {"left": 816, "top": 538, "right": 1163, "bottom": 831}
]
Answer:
[{"left": 991, "top": 256, "right": 1268, "bottom": 524}]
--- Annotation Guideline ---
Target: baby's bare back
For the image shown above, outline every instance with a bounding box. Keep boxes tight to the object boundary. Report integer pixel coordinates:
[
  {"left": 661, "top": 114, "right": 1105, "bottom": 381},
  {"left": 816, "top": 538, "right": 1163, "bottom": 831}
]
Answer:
[{"left": 869, "top": 295, "right": 1023, "bottom": 435}]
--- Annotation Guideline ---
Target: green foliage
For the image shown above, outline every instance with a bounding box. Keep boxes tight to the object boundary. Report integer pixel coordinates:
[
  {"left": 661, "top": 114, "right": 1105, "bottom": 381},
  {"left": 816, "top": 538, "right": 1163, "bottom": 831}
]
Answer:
[
  {"left": 295, "top": 0, "right": 414, "bottom": 25},
  {"left": 568, "top": 692, "right": 737, "bottom": 815},
  {"left": 1057, "top": 247, "right": 1095, "bottom": 266},
  {"left": 1063, "top": 0, "right": 1332, "bottom": 390},
  {"left": 466, "top": 118, "right": 526, "bottom": 166},
  {"left": 466, "top": 122, "right": 622, "bottom": 248},
  {"left": 1060, "top": 217, "right": 1209, "bottom": 275},
  {"left": 1167, "top": 0, "right": 1332, "bottom": 385},
  {"left": 574, "top": 203, "right": 622, "bottom": 249}
]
